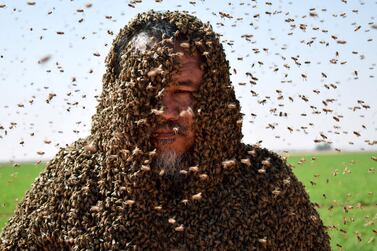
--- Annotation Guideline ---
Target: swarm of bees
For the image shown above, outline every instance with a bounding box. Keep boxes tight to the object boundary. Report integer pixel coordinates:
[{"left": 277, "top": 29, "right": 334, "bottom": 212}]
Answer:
[{"left": 0, "top": 10, "right": 333, "bottom": 250}]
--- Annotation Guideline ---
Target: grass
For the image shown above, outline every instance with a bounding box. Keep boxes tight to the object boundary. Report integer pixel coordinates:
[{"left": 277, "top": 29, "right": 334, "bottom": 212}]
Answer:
[
  {"left": 0, "top": 162, "right": 45, "bottom": 230},
  {"left": 288, "top": 152, "right": 376, "bottom": 250},
  {"left": 0, "top": 152, "right": 376, "bottom": 250}
]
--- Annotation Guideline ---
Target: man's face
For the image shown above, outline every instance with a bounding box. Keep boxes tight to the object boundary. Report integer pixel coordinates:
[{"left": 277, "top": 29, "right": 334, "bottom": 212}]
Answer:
[{"left": 153, "top": 53, "right": 203, "bottom": 157}]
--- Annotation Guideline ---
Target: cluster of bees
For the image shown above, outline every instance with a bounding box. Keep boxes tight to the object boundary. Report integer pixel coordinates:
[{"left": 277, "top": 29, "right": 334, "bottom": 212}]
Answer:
[{"left": 0, "top": 11, "right": 332, "bottom": 250}]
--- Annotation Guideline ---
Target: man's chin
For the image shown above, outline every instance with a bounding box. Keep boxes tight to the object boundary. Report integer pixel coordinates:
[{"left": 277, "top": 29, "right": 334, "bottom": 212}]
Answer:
[{"left": 154, "top": 150, "right": 182, "bottom": 175}]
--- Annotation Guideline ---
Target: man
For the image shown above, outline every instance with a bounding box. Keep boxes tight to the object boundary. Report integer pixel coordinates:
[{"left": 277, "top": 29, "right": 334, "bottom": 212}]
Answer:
[{"left": 1, "top": 11, "right": 330, "bottom": 250}]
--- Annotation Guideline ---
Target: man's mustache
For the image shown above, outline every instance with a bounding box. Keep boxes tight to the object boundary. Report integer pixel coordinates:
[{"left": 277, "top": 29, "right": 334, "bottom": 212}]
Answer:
[{"left": 155, "top": 120, "right": 189, "bottom": 136}]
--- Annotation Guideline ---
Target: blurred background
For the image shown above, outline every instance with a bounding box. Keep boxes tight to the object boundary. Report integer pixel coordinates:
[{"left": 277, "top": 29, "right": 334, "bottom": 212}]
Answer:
[{"left": 0, "top": 0, "right": 376, "bottom": 250}]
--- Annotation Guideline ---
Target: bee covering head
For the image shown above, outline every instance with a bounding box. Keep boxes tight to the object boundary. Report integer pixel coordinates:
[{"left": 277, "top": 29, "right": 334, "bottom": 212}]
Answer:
[{"left": 91, "top": 10, "right": 243, "bottom": 177}]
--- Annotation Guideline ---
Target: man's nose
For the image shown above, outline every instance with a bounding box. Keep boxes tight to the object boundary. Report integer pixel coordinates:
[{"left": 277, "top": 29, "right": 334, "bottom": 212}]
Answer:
[{"left": 161, "top": 94, "right": 179, "bottom": 121}]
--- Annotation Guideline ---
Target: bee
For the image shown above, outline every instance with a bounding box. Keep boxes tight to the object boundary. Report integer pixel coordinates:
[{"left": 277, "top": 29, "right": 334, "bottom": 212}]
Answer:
[
  {"left": 191, "top": 192, "right": 202, "bottom": 201},
  {"left": 199, "top": 174, "right": 209, "bottom": 181},
  {"left": 181, "top": 199, "right": 189, "bottom": 205},
  {"left": 154, "top": 205, "right": 162, "bottom": 211},
  {"left": 261, "top": 158, "right": 271, "bottom": 168},
  {"left": 240, "top": 158, "right": 251, "bottom": 166},
  {"left": 222, "top": 159, "right": 236, "bottom": 169},
  {"left": 353, "top": 131, "right": 361, "bottom": 137},
  {"left": 258, "top": 168, "right": 266, "bottom": 174},
  {"left": 125, "top": 200, "right": 135, "bottom": 206},
  {"left": 272, "top": 188, "right": 281, "bottom": 196},
  {"left": 90, "top": 206, "right": 100, "bottom": 213},
  {"left": 258, "top": 238, "right": 267, "bottom": 248},
  {"left": 141, "top": 165, "right": 150, "bottom": 171},
  {"left": 227, "top": 103, "right": 237, "bottom": 109},
  {"left": 179, "top": 42, "right": 190, "bottom": 49},
  {"left": 189, "top": 165, "right": 199, "bottom": 172},
  {"left": 283, "top": 178, "right": 290, "bottom": 185},
  {"left": 175, "top": 225, "right": 184, "bottom": 232},
  {"left": 168, "top": 218, "right": 176, "bottom": 224}
]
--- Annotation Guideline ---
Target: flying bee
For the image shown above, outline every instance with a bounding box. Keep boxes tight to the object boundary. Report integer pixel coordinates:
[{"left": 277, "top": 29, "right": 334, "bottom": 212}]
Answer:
[{"left": 353, "top": 131, "right": 361, "bottom": 137}]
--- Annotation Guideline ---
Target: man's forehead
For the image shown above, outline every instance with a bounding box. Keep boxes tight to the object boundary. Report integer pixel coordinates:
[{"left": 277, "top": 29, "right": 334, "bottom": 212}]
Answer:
[{"left": 169, "top": 54, "right": 203, "bottom": 90}]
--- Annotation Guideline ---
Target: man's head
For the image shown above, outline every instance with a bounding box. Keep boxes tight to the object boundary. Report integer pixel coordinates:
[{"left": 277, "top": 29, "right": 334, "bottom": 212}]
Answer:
[
  {"left": 111, "top": 18, "right": 205, "bottom": 172},
  {"left": 92, "top": 11, "right": 243, "bottom": 177}
]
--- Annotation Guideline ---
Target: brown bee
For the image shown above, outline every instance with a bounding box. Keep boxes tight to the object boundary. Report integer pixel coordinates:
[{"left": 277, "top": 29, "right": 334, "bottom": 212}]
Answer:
[
  {"left": 261, "top": 158, "right": 271, "bottom": 168},
  {"left": 191, "top": 192, "right": 202, "bottom": 201},
  {"left": 189, "top": 165, "right": 199, "bottom": 172},
  {"left": 240, "top": 158, "right": 251, "bottom": 166},
  {"left": 141, "top": 165, "right": 151, "bottom": 171},
  {"left": 199, "top": 174, "right": 209, "bottom": 181},
  {"left": 222, "top": 159, "right": 236, "bottom": 169},
  {"left": 125, "top": 200, "right": 135, "bottom": 206},
  {"left": 258, "top": 238, "right": 267, "bottom": 248},
  {"left": 174, "top": 225, "right": 184, "bottom": 232},
  {"left": 168, "top": 218, "right": 176, "bottom": 224},
  {"left": 154, "top": 205, "right": 163, "bottom": 211}
]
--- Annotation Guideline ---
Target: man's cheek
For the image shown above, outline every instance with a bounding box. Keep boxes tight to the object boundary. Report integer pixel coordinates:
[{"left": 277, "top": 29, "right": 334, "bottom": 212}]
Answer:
[{"left": 179, "top": 106, "right": 194, "bottom": 118}]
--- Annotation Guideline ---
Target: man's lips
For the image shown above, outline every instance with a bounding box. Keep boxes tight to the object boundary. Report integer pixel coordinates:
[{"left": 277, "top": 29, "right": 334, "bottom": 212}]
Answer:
[{"left": 155, "top": 130, "right": 177, "bottom": 138}]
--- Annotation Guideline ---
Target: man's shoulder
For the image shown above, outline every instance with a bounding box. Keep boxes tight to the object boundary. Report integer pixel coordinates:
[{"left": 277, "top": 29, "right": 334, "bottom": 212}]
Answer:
[
  {"left": 235, "top": 143, "right": 291, "bottom": 175},
  {"left": 30, "top": 137, "right": 101, "bottom": 199},
  {"left": 46, "top": 137, "right": 99, "bottom": 171}
]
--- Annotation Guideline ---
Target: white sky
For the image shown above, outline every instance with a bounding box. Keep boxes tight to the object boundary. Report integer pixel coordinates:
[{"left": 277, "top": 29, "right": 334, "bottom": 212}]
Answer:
[{"left": 0, "top": 0, "right": 376, "bottom": 162}]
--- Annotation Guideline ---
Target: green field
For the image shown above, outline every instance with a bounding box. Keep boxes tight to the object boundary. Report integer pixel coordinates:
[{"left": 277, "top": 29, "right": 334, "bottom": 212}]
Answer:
[{"left": 1, "top": 152, "right": 376, "bottom": 250}]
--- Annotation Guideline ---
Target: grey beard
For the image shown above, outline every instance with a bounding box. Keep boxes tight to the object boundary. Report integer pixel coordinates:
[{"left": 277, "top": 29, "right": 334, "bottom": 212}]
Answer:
[
  {"left": 154, "top": 150, "right": 192, "bottom": 176},
  {"left": 155, "top": 151, "right": 183, "bottom": 175}
]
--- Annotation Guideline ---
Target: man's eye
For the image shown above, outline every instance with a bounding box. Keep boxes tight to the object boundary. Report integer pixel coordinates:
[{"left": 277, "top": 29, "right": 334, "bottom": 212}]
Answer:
[{"left": 175, "top": 90, "right": 191, "bottom": 94}]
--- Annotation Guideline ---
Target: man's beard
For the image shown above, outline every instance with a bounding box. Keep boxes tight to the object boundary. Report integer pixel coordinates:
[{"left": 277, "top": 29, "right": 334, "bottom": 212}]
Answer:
[{"left": 154, "top": 149, "right": 192, "bottom": 176}]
